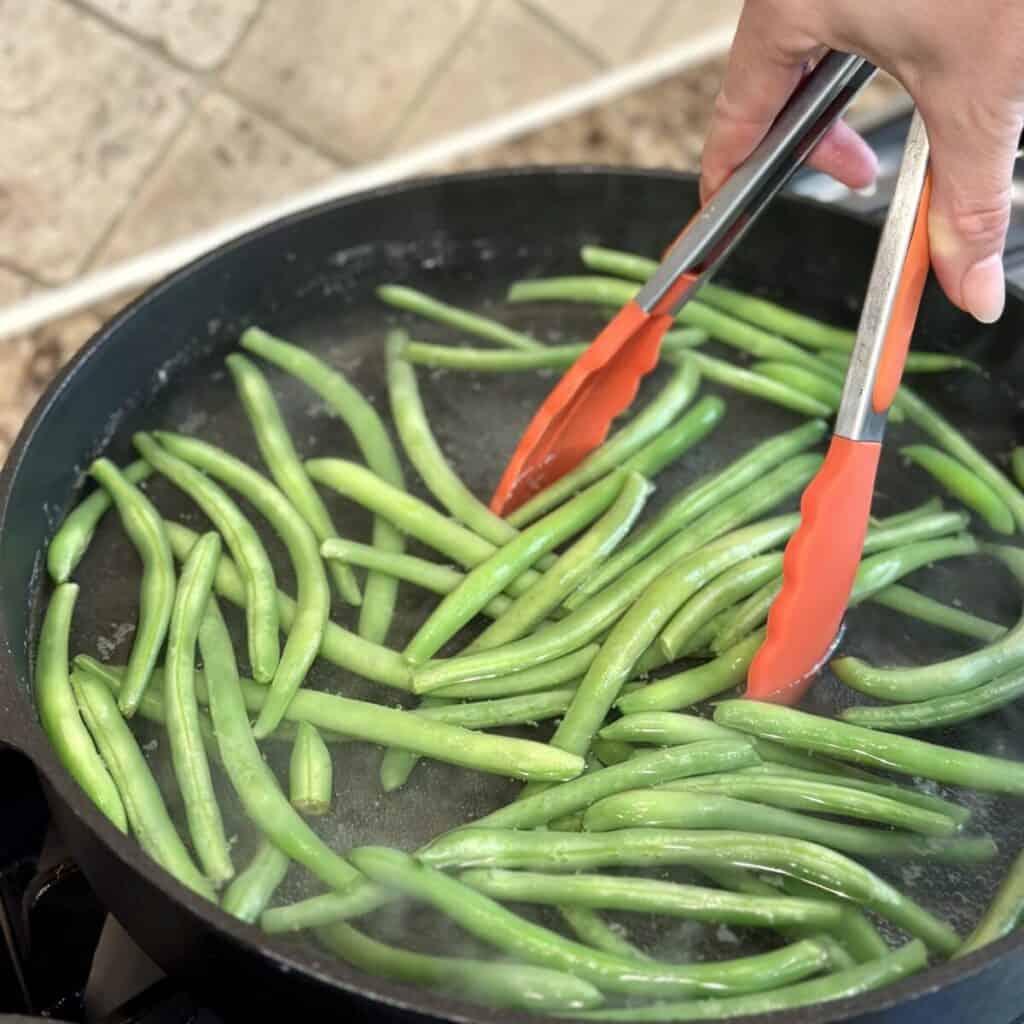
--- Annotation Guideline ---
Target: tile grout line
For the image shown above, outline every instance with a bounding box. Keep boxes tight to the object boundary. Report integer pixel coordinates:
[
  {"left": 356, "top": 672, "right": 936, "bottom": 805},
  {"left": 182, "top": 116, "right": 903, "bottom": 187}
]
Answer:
[
  {"left": 0, "top": 28, "right": 737, "bottom": 341},
  {"left": 516, "top": 0, "right": 609, "bottom": 71}
]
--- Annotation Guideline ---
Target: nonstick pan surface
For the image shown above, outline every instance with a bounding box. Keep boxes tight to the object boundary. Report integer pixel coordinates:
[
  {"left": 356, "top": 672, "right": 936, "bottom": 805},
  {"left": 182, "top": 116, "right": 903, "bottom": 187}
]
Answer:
[{"left": 1, "top": 168, "right": 1024, "bottom": 1024}]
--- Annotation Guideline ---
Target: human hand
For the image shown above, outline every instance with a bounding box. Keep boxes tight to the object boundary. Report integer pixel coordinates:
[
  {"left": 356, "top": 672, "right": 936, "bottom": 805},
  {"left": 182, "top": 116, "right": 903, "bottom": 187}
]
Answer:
[{"left": 701, "top": 1, "right": 1024, "bottom": 324}]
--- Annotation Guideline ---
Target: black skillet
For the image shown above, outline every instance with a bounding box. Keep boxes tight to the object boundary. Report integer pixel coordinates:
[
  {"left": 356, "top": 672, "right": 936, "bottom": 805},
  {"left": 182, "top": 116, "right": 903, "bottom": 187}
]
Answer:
[{"left": 1, "top": 168, "right": 1023, "bottom": 1024}]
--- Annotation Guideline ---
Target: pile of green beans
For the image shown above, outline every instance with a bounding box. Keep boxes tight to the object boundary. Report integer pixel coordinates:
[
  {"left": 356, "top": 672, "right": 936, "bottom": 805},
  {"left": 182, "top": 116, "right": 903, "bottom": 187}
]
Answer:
[{"left": 36, "top": 252, "right": 1024, "bottom": 1021}]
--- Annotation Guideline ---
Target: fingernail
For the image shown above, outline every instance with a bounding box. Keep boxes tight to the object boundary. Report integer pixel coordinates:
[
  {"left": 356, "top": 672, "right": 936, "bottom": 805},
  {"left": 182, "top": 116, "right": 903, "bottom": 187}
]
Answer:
[{"left": 962, "top": 253, "right": 1005, "bottom": 324}]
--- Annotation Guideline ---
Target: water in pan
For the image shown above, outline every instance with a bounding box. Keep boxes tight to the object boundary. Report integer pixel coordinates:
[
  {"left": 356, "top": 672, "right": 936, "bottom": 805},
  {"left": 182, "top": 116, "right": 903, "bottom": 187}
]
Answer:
[{"left": 48, "top": 233, "right": 1024, "bottom": 1001}]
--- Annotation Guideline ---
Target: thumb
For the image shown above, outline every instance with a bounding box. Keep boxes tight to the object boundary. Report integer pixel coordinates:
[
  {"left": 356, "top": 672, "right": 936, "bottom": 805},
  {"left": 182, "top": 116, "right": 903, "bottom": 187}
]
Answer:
[{"left": 921, "top": 100, "right": 1021, "bottom": 324}]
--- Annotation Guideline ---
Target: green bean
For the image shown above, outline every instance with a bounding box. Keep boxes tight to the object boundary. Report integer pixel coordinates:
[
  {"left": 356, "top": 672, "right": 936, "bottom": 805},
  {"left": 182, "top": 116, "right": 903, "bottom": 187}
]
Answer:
[
  {"left": 557, "top": 907, "right": 649, "bottom": 961},
  {"left": 320, "top": 539, "right": 512, "bottom": 619},
  {"left": 227, "top": 353, "right": 361, "bottom": 605},
  {"left": 592, "top": 739, "right": 635, "bottom": 767},
  {"left": 198, "top": 595, "right": 365, "bottom": 894},
  {"left": 70, "top": 670, "right": 213, "bottom": 900},
  {"left": 870, "top": 584, "right": 1006, "bottom": 642},
  {"left": 751, "top": 360, "right": 842, "bottom": 408},
  {"left": 714, "top": 699, "right": 1024, "bottom": 794},
  {"left": 240, "top": 326, "right": 405, "bottom": 644},
  {"left": 832, "top": 543, "right": 1024, "bottom": 703},
  {"left": 659, "top": 555, "right": 783, "bottom": 660},
  {"left": 571, "top": 421, "right": 826, "bottom": 605},
  {"left": 901, "top": 444, "right": 1015, "bottom": 534},
  {"left": 469, "top": 473, "right": 653, "bottom": 651},
  {"left": 134, "top": 433, "right": 280, "bottom": 684},
  {"left": 620, "top": 632, "right": 764, "bottom": 714},
  {"left": 898, "top": 384, "right": 1024, "bottom": 532},
  {"left": 36, "top": 584, "right": 126, "bottom": 831},
  {"left": 290, "top": 721, "right": 333, "bottom": 815},
  {"left": 386, "top": 329, "right": 521, "bottom": 546},
  {"left": 154, "top": 432, "right": 330, "bottom": 740},
  {"left": 840, "top": 665, "right": 1024, "bottom": 733},
  {"left": 582, "top": 791, "right": 992, "bottom": 865},
  {"left": 376, "top": 283, "right": 541, "bottom": 350},
  {"left": 872, "top": 497, "right": 944, "bottom": 528},
  {"left": 428, "top": 646, "right": 597, "bottom": 700},
  {"left": 957, "top": 850, "right": 1024, "bottom": 956},
  {"left": 657, "top": 774, "right": 958, "bottom": 836},
  {"left": 506, "top": 360, "right": 700, "bottom": 528},
  {"left": 714, "top": 532, "right": 979, "bottom": 654},
  {"left": 462, "top": 868, "right": 843, "bottom": 930},
  {"left": 89, "top": 459, "right": 175, "bottom": 718},
  {"left": 417, "top": 829, "right": 960, "bottom": 955},
  {"left": 48, "top": 460, "right": 153, "bottom": 583},
  {"left": 467, "top": 740, "right": 759, "bottom": 831},
  {"left": 404, "top": 470, "right": 631, "bottom": 664},
  {"left": 412, "top": 515, "right": 798, "bottom": 693},
  {"left": 350, "top": 847, "right": 831, "bottom": 998},
  {"left": 164, "top": 521, "right": 412, "bottom": 691},
  {"left": 400, "top": 329, "right": 707, "bottom": 371},
  {"left": 222, "top": 841, "right": 290, "bottom": 924},
  {"left": 261, "top": 886, "right": 391, "bottom": 933},
  {"left": 679, "top": 351, "right": 831, "bottom": 416},
  {"left": 379, "top": 695, "right": 449, "bottom": 792},
  {"left": 315, "top": 920, "right": 605, "bottom": 1012},
  {"left": 570, "top": 939, "right": 927, "bottom": 1021},
  {"left": 1013, "top": 447, "right": 1024, "bottom": 490},
  {"left": 163, "top": 532, "right": 233, "bottom": 886}
]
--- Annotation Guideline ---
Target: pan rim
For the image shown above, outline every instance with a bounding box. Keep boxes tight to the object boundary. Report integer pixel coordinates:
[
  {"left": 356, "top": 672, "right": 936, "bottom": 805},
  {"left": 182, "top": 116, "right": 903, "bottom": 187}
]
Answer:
[{"left": 1, "top": 163, "right": 1021, "bottom": 1024}]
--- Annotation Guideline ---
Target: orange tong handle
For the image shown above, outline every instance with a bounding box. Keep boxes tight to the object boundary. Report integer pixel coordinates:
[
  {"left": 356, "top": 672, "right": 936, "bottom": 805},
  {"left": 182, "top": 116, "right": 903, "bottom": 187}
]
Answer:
[
  {"left": 745, "top": 436, "right": 881, "bottom": 704},
  {"left": 489, "top": 301, "right": 673, "bottom": 516},
  {"left": 873, "top": 169, "right": 933, "bottom": 413}
]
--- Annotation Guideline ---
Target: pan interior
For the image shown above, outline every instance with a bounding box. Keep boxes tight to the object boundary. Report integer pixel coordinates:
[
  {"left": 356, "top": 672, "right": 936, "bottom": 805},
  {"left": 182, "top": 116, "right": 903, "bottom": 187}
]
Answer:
[{"left": 8, "top": 172, "right": 1024, "bottom": 1013}]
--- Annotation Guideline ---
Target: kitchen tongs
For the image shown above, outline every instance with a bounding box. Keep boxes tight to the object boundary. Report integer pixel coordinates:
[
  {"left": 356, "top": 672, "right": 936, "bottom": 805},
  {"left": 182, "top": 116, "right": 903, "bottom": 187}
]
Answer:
[{"left": 490, "top": 50, "right": 877, "bottom": 516}]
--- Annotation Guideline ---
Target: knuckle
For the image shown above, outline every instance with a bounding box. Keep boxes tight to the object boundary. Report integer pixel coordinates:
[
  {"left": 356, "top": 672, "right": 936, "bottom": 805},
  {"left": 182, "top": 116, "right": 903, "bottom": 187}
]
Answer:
[{"left": 946, "top": 191, "right": 1012, "bottom": 249}]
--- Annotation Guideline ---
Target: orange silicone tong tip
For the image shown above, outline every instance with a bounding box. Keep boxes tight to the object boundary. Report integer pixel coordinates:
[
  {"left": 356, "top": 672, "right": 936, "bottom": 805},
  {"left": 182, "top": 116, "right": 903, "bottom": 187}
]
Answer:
[
  {"left": 490, "top": 299, "right": 672, "bottom": 516},
  {"left": 746, "top": 435, "right": 882, "bottom": 704}
]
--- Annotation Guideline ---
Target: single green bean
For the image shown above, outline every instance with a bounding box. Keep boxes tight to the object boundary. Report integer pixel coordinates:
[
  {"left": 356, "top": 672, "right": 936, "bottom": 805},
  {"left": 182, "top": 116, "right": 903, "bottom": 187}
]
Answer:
[
  {"left": 70, "top": 670, "right": 213, "bottom": 900},
  {"left": 428, "top": 646, "right": 597, "bottom": 700},
  {"left": 89, "top": 459, "right": 175, "bottom": 717},
  {"left": 36, "top": 584, "right": 126, "bottom": 831},
  {"left": 315, "top": 920, "right": 604, "bottom": 1012},
  {"left": 656, "top": 774, "right": 958, "bottom": 836},
  {"left": 222, "top": 841, "right": 290, "bottom": 924},
  {"left": 379, "top": 695, "right": 449, "bottom": 792},
  {"left": 417, "top": 828, "right": 960, "bottom": 955},
  {"left": 592, "top": 739, "right": 635, "bottom": 767},
  {"left": 376, "top": 283, "right": 541, "bottom": 350},
  {"left": 134, "top": 433, "right": 280, "bottom": 683},
  {"left": 582, "top": 791, "right": 992, "bottom": 865},
  {"left": 902, "top": 445, "right": 1014, "bottom": 534},
  {"left": 898, "top": 384, "right": 1024, "bottom": 532},
  {"left": 621, "top": 632, "right": 763, "bottom": 713},
  {"left": 506, "top": 360, "right": 700, "bottom": 527},
  {"left": 557, "top": 907, "right": 649, "bottom": 961},
  {"left": 290, "top": 721, "right": 333, "bottom": 815},
  {"left": 350, "top": 847, "right": 831, "bottom": 999},
  {"left": 957, "top": 850, "right": 1024, "bottom": 956},
  {"left": 751, "top": 361, "right": 842, "bottom": 408},
  {"left": 386, "top": 329, "right": 521, "bottom": 546},
  {"left": 462, "top": 868, "right": 843, "bottom": 930},
  {"left": 163, "top": 532, "right": 233, "bottom": 886},
  {"left": 715, "top": 699, "right": 1024, "bottom": 794},
  {"left": 872, "top": 497, "right": 944, "bottom": 528},
  {"left": 48, "top": 460, "right": 153, "bottom": 583},
  {"left": 573, "top": 421, "right": 825, "bottom": 605},
  {"left": 1013, "top": 447, "right": 1024, "bottom": 490},
  {"left": 154, "top": 431, "right": 330, "bottom": 739},
  {"left": 870, "top": 583, "right": 1006, "bottom": 642},
  {"left": 240, "top": 326, "right": 405, "bottom": 644},
  {"left": 840, "top": 665, "right": 1024, "bottom": 733},
  {"left": 227, "top": 352, "right": 360, "bottom": 604},
  {"left": 570, "top": 940, "right": 927, "bottom": 1021},
  {"left": 466, "top": 740, "right": 759, "bottom": 831},
  {"left": 164, "top": 520, "right": 412, "bottom": 691},
  {"left": 198, "top": 596, "right": 366, "bottom": 894},
  {"left": 321, "top": 539, "right": 512, "bottom": 619},
  {"left": 832, "top": 543, "right": 1024, "bottom": 702},
  {"left": 469, "top": 471, "right": 653, "bottom": 651},
  {"left": 659, "top": 555, "right": 782, "bottom": 660},
  {"left": 412, "top": 515, "right": 798, "bottom": 693},
  {"left": 404, "top": 469, "right": 631, "bottom": 664}
]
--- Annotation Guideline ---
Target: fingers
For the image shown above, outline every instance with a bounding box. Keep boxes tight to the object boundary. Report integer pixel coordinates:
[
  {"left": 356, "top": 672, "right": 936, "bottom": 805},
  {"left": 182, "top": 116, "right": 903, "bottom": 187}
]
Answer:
[
  {"left": 803, "top": 119, "right": 879, "bottom": 191},
  {"left": 920, "top": 97, "right": 1020, "bottom": 323},
  {"left": 699, "top": 3, "right": 820, "bottom": 202}
]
